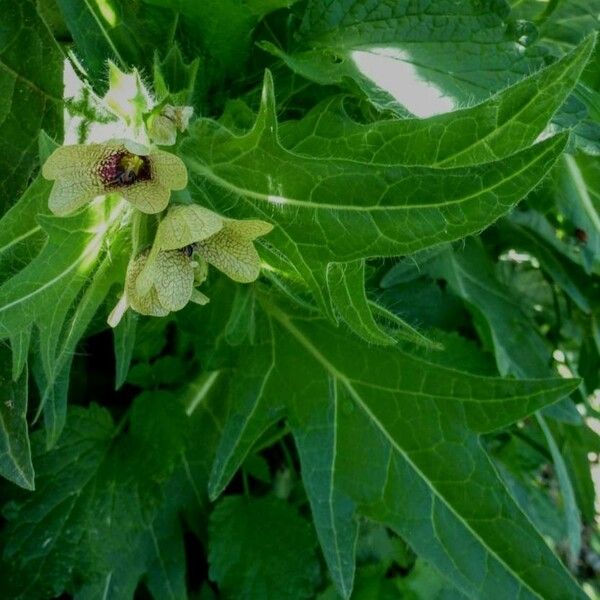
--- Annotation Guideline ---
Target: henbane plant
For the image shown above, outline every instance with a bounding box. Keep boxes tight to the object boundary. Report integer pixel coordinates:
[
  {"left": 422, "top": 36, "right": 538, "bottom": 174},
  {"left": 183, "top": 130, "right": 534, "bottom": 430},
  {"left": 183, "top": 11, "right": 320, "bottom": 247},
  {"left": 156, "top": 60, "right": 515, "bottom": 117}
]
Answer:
[{"left": 0, "top": 1, "right": 599, "bottom": 599}]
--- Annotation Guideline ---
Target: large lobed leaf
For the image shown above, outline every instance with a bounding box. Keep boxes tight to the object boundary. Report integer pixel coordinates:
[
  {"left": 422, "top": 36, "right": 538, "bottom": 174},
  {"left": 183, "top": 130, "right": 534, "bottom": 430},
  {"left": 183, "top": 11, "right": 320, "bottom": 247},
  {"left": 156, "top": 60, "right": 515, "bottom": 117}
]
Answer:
[
  {"left": 199, "top": 285, "right": 582, "bottom": 599},
  {"left": 181, "top": 38, "right": 592, "bottom": 343}
]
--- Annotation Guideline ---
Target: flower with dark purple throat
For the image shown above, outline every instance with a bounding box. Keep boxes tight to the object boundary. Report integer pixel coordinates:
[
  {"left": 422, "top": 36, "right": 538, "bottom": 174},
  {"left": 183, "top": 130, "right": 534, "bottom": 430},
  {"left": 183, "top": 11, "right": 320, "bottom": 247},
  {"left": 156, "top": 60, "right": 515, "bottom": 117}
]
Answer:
[{"left": 42, "top": 139, "right": 187, "bottom": 215}]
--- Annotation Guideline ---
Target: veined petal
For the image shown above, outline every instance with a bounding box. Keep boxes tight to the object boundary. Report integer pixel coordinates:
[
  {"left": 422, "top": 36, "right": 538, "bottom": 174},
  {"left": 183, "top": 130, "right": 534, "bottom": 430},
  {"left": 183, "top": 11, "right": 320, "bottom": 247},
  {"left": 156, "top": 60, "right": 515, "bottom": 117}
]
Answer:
[
  {"left": 150, "top": 149, "right": 188, "bottom": 190},
  {"left": 152, "top": 250, "right": 195, "bottom": 311},
  {"left": 223, "top": 218, "right": 274, "bottom": 240},
  {"left": 121, "top": 180, "right": 171, "bottom": 214},
  {"left": 125, "top": 252, "right": 170, "bottom": 317},
  {"left": 48, "top": 177, "right": 103, "bottom": 216},
  {"left": 197, "top": 227, "right": 263, "bottom": 283},
  {"left": 43, "top": 144, "right": 110, "bottom": 182},
  {"left": 157, "top": 204, "right": 224, "bottom": 250}
]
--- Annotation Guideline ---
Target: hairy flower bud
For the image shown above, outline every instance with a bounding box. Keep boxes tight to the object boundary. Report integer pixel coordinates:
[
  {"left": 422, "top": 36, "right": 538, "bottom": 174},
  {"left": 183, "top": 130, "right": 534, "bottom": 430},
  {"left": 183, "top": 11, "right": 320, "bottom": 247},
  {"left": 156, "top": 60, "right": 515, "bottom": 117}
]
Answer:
[{"left": 148, "top": 105, "right": 194, "bottom": 146}]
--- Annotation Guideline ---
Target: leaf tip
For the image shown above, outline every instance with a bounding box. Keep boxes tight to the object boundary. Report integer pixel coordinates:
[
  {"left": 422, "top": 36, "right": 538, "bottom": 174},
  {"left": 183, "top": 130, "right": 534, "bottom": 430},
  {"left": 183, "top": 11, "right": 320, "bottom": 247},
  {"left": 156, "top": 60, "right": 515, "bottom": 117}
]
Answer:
[{"left": 255, "top": 69, "right": 278, "bottom": 137}]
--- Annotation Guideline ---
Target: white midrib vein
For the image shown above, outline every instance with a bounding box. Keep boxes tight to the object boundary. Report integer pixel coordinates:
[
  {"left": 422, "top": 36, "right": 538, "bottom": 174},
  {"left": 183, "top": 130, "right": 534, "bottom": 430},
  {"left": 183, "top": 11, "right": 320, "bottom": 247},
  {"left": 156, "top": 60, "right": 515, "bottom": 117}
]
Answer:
[
  {"left": 0, "top": 409, "right": 31, "bottom": 488},
  {"left": 328, "top": 377, "right": 351, "bottom": 597},
  {"left": 270, "top": 308, "right": 546, "bottom": 600},
  {"left": 186, "top": 371, "right": 221, "bottom": 416},
  {"left": 185, "top": 133, "right": 559, "bottom": 213},
  {"left": 0, "top": 225, "right": 42, "bottom": 255}
]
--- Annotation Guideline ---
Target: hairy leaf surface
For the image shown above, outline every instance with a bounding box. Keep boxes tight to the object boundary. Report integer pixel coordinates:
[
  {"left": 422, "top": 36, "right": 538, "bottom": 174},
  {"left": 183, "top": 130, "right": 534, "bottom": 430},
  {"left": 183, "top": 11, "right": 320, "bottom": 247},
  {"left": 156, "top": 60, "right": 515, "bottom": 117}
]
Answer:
[
  {"left": 266, "top": 0, "right": 545, "bottom": 115},
  {"left": 183, "top": 72, "right": 567, "bottom": 317}
]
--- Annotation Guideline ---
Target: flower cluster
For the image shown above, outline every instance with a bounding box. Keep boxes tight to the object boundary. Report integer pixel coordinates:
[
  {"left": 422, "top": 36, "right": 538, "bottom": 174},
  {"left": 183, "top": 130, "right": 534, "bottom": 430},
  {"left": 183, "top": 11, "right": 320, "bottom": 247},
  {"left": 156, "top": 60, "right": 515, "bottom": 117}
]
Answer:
[
  {"left": 124, "top": 205, "right": 273, "bottom": 318},
  {"left": 42, "top": 67, "right": 273, "bottom": 326}
]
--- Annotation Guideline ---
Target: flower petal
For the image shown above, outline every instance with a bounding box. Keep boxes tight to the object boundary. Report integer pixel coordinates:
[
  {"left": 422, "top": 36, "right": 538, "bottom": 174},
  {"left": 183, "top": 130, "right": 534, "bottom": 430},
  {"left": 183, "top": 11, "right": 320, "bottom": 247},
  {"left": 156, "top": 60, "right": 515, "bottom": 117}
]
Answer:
[
  {"left": 157, "top": 204, "right": 223, "bottom": 250},
  {"left": 42, "top": 144, "right": 110, "bottom": 182},
  {"left": 125, "top": 253, "right": 169, "bottom": 317},
  {"left": 150, "top": 150, "right": 188, "bottom": 190},
  {"left": 152, "top": 250, "right": 195, "bottom": 311},
  {"left": 121, "top": 180, "right": 171, "bottom": 214},
  {"left": 48, "top": 178, "right": 102, "bottom": 216},
  {"left": 190, "top": 289, "right": 210, "bottom": 305},
  {"left": 224, "top": 218, "right": 274, "bottom": 240},
  {"left": 197, "top": 227, "right": 263, "bottom": 283}
]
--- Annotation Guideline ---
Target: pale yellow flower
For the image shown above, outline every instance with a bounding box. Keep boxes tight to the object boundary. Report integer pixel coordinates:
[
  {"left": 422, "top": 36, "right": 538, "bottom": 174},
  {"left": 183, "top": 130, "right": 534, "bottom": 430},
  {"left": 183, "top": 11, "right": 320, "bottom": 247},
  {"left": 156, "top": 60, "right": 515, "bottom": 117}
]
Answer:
[
  {"left": 42, "top": 140, "right": 187, "bottom": 215},
  {"left": 123, "top": 247, "right": 208, "bottom": 317},
  {"left": 137, "top": 204, "right": 273, "bottom": 298},
  {"left": 108, "top": 205, "right": 273, "bottom": 324}
]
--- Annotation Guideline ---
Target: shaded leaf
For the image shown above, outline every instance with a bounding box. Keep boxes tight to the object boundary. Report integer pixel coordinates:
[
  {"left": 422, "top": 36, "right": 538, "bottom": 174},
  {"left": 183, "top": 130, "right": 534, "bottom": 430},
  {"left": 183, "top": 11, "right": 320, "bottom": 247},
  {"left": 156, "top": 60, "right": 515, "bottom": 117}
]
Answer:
[
  {"left": 0, "top": 346, "right": 33, "bottom": 490},
  {"left": 209, "top": 495, "right": 320, "bottom": 599},
  {"left": 0, "top": 379, "right": 228, "bottom": 599},
  {"left": 56, "top": 0, "right": 177, "bottom": 86},
  {"left": 206, "top": 294, "right": 581, "bottom": 598},
  {"left": 0, "top": 0, "right": 62, "bottom": 212}
]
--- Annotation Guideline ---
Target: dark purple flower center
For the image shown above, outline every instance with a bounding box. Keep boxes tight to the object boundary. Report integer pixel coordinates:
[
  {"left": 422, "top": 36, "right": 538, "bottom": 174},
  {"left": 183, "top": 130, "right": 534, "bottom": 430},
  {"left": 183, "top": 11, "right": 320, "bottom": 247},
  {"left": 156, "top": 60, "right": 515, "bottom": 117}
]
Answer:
[
  {"left": 180, "top": 243, "right": 197, "bottom": 257},
  {"left": 98, "top": 151, "right": 151, "bottom": 188}
]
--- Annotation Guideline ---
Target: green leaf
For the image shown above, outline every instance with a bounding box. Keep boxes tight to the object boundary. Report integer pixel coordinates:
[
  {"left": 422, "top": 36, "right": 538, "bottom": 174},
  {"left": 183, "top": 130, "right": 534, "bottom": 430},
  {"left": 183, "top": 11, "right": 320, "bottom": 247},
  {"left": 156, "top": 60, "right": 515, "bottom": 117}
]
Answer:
[
  {"left": 552, "top": 153, "right": 600, "bottom": 274},
  {"left": 4, "top": 394, "right": 185, "bottom": 599},
  {"left": 496, "top": 219, "right": 591, "bottom": 313},
  {"left": 538, "top": 0, "right": 600, "bottom": 53},
  {"left": 328, "top": 260, "right": 392, "bottom": 345},
  {"left": 113, "top": 309, "right": 137, "bottom": 389},
  {"left": 0, "top": 346, "right": 33, "bottom": 491},
  {"left": 537, "top": 414, "right": 582, "bottom": 567},
  {"left": 0, "top": 381, "right": 228, "bottom": 599},
  {"left": 327, "top": 260, "right": 440, "bottom": 348},
  {"left": 425, "top": 240, "right": 558, "bottom": 380},
  {"left": 264, "top": 0, "right": 546, "bottom": 115},
  {"left": 0, "top": 0, "right": 63, "bottom": 212},
  {"left": 0, "top": 191, "right": 129, "bottom": 446},
  {"left": 0, "top": 175, "right": 50, "bottom": 281},
  {"left": 142, "top": 0, "right": 293, "bottom": 75},
  {"left": 56, "top": 0, "right": 177, "bottom": 85},
  {"left": 208, "top": 495, "right": 320, "bottom": 599},
  {"left": 422, "top": 239, "right": 581, "bottom": 422},
  {"left": 421, "top": 239, "right": 587, "bottom": 561},
  {"left": 560, "top": 423, "right": 599, "bottom": 524},
  {"left": 205, "top": 295, "right": 581, "bottom": 599},
  {"left": 153, "top": 44, "right": 200, "bottom": 105},
  {"left": 279, "top": 36, "right": 594, "bottom": 167},
  {"left": 182, "top": 71, "right": 568, "bottom": 316}
]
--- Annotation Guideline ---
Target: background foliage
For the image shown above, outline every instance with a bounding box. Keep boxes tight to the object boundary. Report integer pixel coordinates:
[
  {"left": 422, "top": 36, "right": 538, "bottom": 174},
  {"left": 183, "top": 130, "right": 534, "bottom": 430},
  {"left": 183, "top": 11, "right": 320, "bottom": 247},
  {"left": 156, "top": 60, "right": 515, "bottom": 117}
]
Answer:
[{"left": 0, "top": 0, "right": 599, "bottom": 598}]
